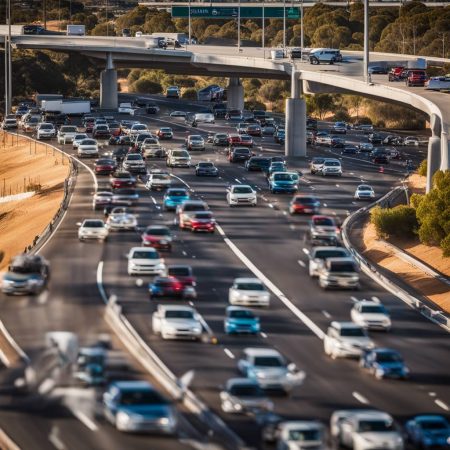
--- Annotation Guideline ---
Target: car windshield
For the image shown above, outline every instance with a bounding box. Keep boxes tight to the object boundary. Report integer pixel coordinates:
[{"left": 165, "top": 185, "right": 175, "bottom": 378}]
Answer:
[
  {"left": 198, "top": 163, "right": 214, "bottom": 168},
  {"left": 75, "top": 134, "right": 86, "bottom": 139},
  {"left": 153, "top": 174, "right": 170, "bottom": 180},
  {"left": 168, "top": 190, "right": 187, "bottom": 197},
  {"left": 253, "top": 356, "right": 283, "bottom": 367},
  {"left": 312, "top": 158, "right": 325, "bottom": 164},
  {"left": 160, "top": 128, "right": 171, "bottom": 132},
  {"left": 358, "top": 186, "right": 372, "bottom": 191},
  {"left": 133, "top": 125, "right": 147, "bottom": 130},
  {"left": 358, "top": 420, "right": 395, "bottom": 433},
  {"left": 61, "top": 126, "right": 77, "bottom": 132},
  {"left": 229, "top": 310, "right": 255, "bottom": 319},
  {"left": 288, "top": 430, "right": 320, "bottom": 441},
  {"left": 145, "top": 227, "right": 170, "bottom": 236},
  {"left": 376, "top": 352, "right": 402, "bottom": 363},
  {"left": 360, "top": 305, "right": 386, "bottom": 313},
  {"left": 81, "top": 140, "right": 96, "bottom": 145},
  {"left": 40, "top": 124, "right": 53, "bottom": 129},
  {"left": 229, "top": 385, "right": 262, "bottom": 397},
  {"left": 127, "top": 154, "right": 142, "bottom": 161},
  {"left": 274, "top": 173, "right": 297, "bottom": 181},
  {"left": 234, "top": 149, "right": 250, "bottom": 154},
  {"left": 165, "top": 310, "right": 194, "bottom": 319},
  {"left": 314, "top": 218, "right": 334, "bottom": 226},
  {"left": 168, "top": 267, "right": 191, "bottom": 277},
  {"left": 236, "top": 282, "right": 264, "bottom": 291},
  {"left": 144, "top": 139, "right": 158, "bottom": 145},
  {"left": 131, "top": 251, "right": 159, "bottom": 259},
  {"left": 216, "top": 134, "right": 227, "bottom": 139},
  {"left": 324, "top": 161, "right": 340, "bottom": 167},
  {"left": 190, "top": 136, "right": 203, "bottom": 141},
  {"left": 183, "top": 203, "right": 207, "bottom": 211},
  {"left": 120, "top": 389, "right": 166, "bottom": 406},
  {"left": 84, "top": 221, "right": 104, "bottom": 228},
  {"left": 96, "top": 125, "right": 108, "bottom": 130},
  {"left": 315, "top": 250, "right": 346, "bottom": 259},
  {"left": 194, "top": 212, "right": 213, "bottom": 219},
  {"left": 340, "top": 327, "right": 366, "bottom": 337},
  {"left": 109, "top": 122, "right": 120, "bottom": 128},
  {"left": 233, "top": 187, "right": 253, "bottom": 194},
  {"left": 294, "top": 197, "right": 316, "bottom": 204},
  {"left": 114, "top": 173, "right": 132, "bottom": 179},
  {"left": 97, "top": 159, "right": 114, "bottom": 165},
  {"left": 420, "top": 420, "right": 448, "bottom": 430},
  {"left": 330, "top": 262, "right": 356, "bottom": 272},
  {"left": 173, "top": 151, "right": 189, "bottom": 157}
]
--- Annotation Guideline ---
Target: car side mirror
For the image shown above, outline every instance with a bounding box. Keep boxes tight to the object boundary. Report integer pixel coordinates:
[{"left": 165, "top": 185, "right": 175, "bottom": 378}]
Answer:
[{"left": 288, "top": 363, "right": 297, "bottom": 372}]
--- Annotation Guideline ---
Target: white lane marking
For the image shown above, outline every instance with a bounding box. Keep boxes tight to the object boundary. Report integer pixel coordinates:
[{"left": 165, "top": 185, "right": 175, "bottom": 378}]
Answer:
[
  {"left": 224, "top": 348, "right": 235, "bottom": 359},
  {"left": 322, "top": 310, "right": 332, "bottom": 319},
  {"left": 72, "top": 409, "right": 99, "bottom": 431},
  {"left": 350, "top": 296, "right": 359, "bottom": 303},
  {"left": 289, "top": 224, "right": 296, "bottom": 230},
  {"left": 234, "top": 178, "right": 242, "bottom": 184},
  {"left": 323, "top": 203, "right": 328, "bottom": 207},
  {"left": 260, "top": 332, "right": 268, "bottom": 338},
  {"left": 182, "top": 250, "right": 188, "bottom": 256},
  {"left": 336, "top": 184, "right": 340, "bottom": 188},
  {"left": 310, "top": 186, "right": 315, "bottom": 190},
  {"left": 429, "top": 392, "right": 437, "bottom": 397},
  {"left": 97, "top": 261, "right": 108, "bottom": 304},
  {"left": 297, "top": 260, "right": 306, "bottom": 268},
  {"left": 169, "top": 173, "right": 191, "bottom": 190},
  {"left": 435, "top": 399, "right": 449, "bottom": 411},
  {"left": 215, "top": 224, "right": 325, "bottom": 339},
  {"left": 49, "top": 426, "right": 66, "bottom": 450},
  {"left": 353, "top": 391, "right": 370, "bottom": 405},
  {"left": 282, "top": 211, "right": 288, "bottom": 216},
  {"left": 302, "top": 248, "right": 310, "bottom": 255},
  {"left": 151, "top": 196, "right": 157, "bottom": 205},
  {"left": 268, "top": 203, "right": 274, "bottom": 208}
]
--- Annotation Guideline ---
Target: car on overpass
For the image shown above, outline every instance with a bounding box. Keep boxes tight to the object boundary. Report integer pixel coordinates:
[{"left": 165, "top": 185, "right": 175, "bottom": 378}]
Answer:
[{"left": 309, "top": 48, "right": 342, "bottom": 65}]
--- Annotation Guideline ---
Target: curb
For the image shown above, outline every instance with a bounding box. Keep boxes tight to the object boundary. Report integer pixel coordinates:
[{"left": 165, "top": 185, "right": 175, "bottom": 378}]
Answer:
[{"left": 341, "top": 187, "right": 450, "bottom": 332}]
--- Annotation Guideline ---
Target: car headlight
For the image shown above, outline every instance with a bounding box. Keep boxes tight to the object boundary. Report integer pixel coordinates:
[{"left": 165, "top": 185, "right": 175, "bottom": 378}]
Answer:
[
  {"left": 256, "top": 371, "right": 266, "bottom": 379},
  {"left": 157, "top": 417, "right": 170, "bottom": 426},
  {"left": 156, "top": 263, "right": 166, "bottom": 270},
  {"left": 28, "top": 279, "right": 44, "bottom": 286},
  {"left": 116, "top": 411, "right": 131, "bottom": 425},
  {"left": 192, "top": 326, "right": 201, "bottom": 333},
  {"left": 2, "top": 279, "right": 13, "bottom": 287}
]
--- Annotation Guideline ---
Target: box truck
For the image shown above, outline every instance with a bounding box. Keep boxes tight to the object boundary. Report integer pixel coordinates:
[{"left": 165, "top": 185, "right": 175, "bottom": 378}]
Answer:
[{"left": 41, "top": 100, "right": 91, "bottom": 116}]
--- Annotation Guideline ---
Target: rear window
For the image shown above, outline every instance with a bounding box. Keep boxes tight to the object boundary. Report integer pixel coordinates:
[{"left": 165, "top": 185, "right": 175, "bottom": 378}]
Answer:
[
  {"left": 168, "top": 267, "right": 191, "bottom": 277},
  {"left": 183, "top": 203, "right": 207, "bottom": 211},
  {"left": 315, "top": 250, "right": 346, "bottom": 259},
  {"left": 329, "top": 262, "right": 356, "bottom": 272},
  {"left": 131, "top": 250, "right": 159, "bottom": 259}
]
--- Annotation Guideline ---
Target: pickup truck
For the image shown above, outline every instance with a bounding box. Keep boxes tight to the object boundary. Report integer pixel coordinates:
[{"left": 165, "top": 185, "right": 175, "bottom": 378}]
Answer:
[{"left": 152, "top": 305, "right": 203, "bottom": 340}]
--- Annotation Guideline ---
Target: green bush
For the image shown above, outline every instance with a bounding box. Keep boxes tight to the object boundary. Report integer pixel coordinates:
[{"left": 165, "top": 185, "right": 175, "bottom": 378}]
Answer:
[
  {"left": 182, "top": 88, "right": 198, "bottom": 100},
  {"left": 370, "top": 205, "right": 418, "bottom": 239},
  {"left": 418, "top": 159, "right": 427, "bottom": 177},
  {"left": 410, "top": 193, "right": 425, "bottom": 209},
  {"left": 130, "top": 78, "right": 162, "bottom": 94},
  {"left": 357, "top": 116, "right": 372, "bottom": 125},
  {"left": 244, "top": 100, "right": 266, "bottom": 111},
  {"left": 440, "top": 235, "right": 450, "bottom": 257},
  {"left": 333, "top": 109, "right": 351, "bottom": 122}
]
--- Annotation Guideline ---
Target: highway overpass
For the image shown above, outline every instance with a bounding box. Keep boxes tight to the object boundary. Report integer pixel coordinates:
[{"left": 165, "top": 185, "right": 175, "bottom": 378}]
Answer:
[{"left": 2, "top": 33, "right": 449, "bottom": 189}]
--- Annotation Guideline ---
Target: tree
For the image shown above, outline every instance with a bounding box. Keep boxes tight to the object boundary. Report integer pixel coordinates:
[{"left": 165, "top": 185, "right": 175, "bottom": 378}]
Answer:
[
  {"left": 90, "top": 23, "right": 116, "bottom": 36},
  {"left": 312, "top": 24, "right": 351, "bottom": 48},
  {"left": 309, "top": 94, "right": 336, "bottom": 120},
  {"left": 130, "top": 78, "right": 162, "bottom": 94},
  {"left": 259, "top": 82, "right": 283, "bottom": 109}
]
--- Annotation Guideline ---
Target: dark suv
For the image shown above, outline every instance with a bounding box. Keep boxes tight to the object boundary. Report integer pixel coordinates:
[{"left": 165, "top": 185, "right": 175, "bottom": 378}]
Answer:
[
  {"left": 2, "top": 254, "right": 50, "bottom": 295},
  {"left": 228, "top": 147, "right": 253, "bottom": 163},
  {"left": 245, "top": 157, "right": 272, "bottom": 172}
]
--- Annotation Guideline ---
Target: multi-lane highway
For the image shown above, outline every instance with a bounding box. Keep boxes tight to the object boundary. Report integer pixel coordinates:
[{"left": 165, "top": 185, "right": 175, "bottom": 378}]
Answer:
[{"left": 0, "top": 95, "right": 448, "bottom": 449}]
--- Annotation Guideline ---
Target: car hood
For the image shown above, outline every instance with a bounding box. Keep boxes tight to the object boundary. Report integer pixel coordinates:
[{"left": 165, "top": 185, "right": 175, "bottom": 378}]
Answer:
[
  {"left": 284, "top": 441, "right": 323, "bottom": 450},
  {"left": 232, "top": 192, "right": 255, "bottom": 197},
  {"left": 143, "top": 234, "right": 171, "bottom": 241},
  {"left": 3, "top": 273, "right": 41, "bottom": 282},
  {"left": 227, "top": 317, "right": 258, "bottom": 325},
  {"left": 236, "top": 289, "right": 267, "bottom": 296},
  {"left": 163, "top": 318, "right": 199, "bottom": 328},
  {"left": 359, "top": 313, "right": 388, "bottom": 321},
  {"left": 253, "top": 367, "right": 289, "bottom": 379},
  {"left": 131, "top": 258, "right": 162, "bottom": 265},
  {"left": 357, "top": 431, "right": 402, "bottom": 445},
  {"left": 166, "top": 196, "right": 189, "bottom": 203},
  {"left": 109, "top": 214, "right": 135, "bottom": 222},
  {"left": 118, "top": 404, "right": 171, "bottom": 419},
  {"left": 340, "top": 337, "right": 372, "bottom": 348},
  {"left": 375, "top": 361, "right": 405, "bottom": 371}
]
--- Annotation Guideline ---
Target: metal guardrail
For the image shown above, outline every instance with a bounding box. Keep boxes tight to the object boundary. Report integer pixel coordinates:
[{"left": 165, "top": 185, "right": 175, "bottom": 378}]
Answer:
[{"left": 341, "top": 187, "right": 450, "bottom": 332}]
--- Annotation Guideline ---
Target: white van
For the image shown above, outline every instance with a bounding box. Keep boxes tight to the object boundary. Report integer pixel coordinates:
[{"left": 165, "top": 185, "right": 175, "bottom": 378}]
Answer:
[{"left": 309, "top": 48, "right": 342, "bottom": 65}]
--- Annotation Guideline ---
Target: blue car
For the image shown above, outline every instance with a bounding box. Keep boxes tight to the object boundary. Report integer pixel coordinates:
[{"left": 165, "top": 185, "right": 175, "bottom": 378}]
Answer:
[
  {"left": 163, "top": 188, "right": 190, "bottom": 211},
  {"left": 268, "top": 172, "right": 299, "bottom": 194},
  {"left": 224, "top": 306, "right": 260, "bottom": 335},
  {"left": 359, "top": 348, "right": 409, "bottom": 380},
  {"left": 405, "top": 415, "right": 450, "bottom": 450},
  {"left": 103, "top": 381, "right": 177, "bottom": 433}
]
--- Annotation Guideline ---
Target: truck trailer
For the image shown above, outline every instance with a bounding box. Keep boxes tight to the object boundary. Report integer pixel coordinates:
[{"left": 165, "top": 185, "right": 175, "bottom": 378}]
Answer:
[{"left": 41, "top": 100, "right": 91, "bottom": 116}]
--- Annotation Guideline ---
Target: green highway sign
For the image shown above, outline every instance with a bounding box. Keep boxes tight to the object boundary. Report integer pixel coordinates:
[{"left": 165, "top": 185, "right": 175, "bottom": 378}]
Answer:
[{"left": 171, "top": 6, "right": 300, "bottom": 19}]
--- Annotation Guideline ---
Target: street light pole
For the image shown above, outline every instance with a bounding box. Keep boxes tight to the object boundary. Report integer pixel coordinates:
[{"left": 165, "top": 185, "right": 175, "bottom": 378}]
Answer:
[
  {"left": 188, "top": 0, "right": 191, "bottom": 46},
  {"left": 363, "top": 0, "right": 369, "bottom": 83},
  {"left": 300, "top": 0, "right": 304, "bottom": 53},
  {"left": 237, "top": 0, "right": 241, "bottom": 52},
  {"left": 106, "top": 0, "right": 109, "bottom": 37},
  {"left": 283, "top": 0, "right": 286, "bottom": 50},
  {"left": 7, "top": 0, "right": 11, "bottom": 114},
  {"left": 262, "top": 0, "right": 265, "bottom": 58}
]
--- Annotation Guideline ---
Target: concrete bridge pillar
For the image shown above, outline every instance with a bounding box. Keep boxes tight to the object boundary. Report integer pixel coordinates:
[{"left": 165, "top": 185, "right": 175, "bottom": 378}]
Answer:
[
  {"left": 285, "top": 70, "right": 306, "bottom": 158},
  {"left": 426, "top": 114, "right": 441, "bottom": 192},
  {"left": 227, "top": 77, "right": 244, "bottom": 111},
  {"left": 439, "top": 128, "right": 449, "bottom": 174},
  {"left": 100, "top": 53, "right": 118, "bottom": 110}
]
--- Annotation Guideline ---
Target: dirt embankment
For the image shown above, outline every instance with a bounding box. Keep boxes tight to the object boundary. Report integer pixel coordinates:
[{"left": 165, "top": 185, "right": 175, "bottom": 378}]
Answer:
[
  {"left": 0, "top": 133, "right": 70, "bottom": 271},
  {"left": 360, "top": 174, "right": 449, "bottom": 313}
]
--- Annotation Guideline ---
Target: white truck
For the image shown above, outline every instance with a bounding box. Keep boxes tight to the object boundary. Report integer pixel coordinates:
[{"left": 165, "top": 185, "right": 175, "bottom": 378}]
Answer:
[
  {"left": 67, "top": 25, "right": 85, "bottom": 36},
  {"left": 41, "top": 100, "right": 91, "bottom": 116},
  {"left": 134, "top": 33, "right": 162, "bottom": 49},
  {"left": 118, "top": 102, "right": 135, "bottom": 115},
  {"left": 152, "top": 305, "right": 202, "bottom": 340}
]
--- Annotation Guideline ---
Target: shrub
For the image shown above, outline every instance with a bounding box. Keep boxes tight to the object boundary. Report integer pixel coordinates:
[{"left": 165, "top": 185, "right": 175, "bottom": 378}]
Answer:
[
  {"left": 130, "top": 78, "right": 162, "bottom": 94},
  {"left": 440, "top": 234, "right": 450, "bottom": 257},
  {"left": 333, "top": 109, "right": 351, "bottom": 122},
  {"left": 410, "top": 193, "right": 424, "bottom": 209},
  {"left": 375, "top": 120, "right": 386, "bottom": 128},
  {"left": 182, "top": 88, "right": 197, "bottom": 100},
  {"left": 244, "top": 100, "right": 266, "bottom": 111},
  {"left": 370, "top": 205, "right": 418, "bottom": 239},
  {"left": 418, "top": 159, "right": 427, "bottom": 177},
  {"left": 357, "top": 116, "right": 372, "bottom": 125}
]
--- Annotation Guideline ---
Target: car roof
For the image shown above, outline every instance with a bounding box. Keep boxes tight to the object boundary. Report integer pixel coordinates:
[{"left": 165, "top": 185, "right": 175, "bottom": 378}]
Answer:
[
  {"left": 110, "top": 380, "right": 154, "bottom": 391},
  {"left": 168, "top": 264, "right": 192, "bottom": 270},
  {"left": 357, "top": 184, "right": 373, "bottom": 188},
  {"left": 130, "top": 246, "right": 158, "bottom": 252},
  {"left": 226, "top": 378, "right": 259, "bottom": 388},
  {"left": 79, "top": 347, "right": 106, "bottom": 356},
  {"left": 244, "top": 348, "right": 282, "bottom": 358},
  {"left": 234, "top": 277, "right": 263, "bottom": 284},
  {"left": 311, "top": 246, "right": 347, "bottom": 255},
  {"left": 158, "top": 304, "right": 195, "bottom": 312},
  {"left": 231, "top": 184, "right": 252, "bottom": 189},
  {"left": 327, "top": 257, "right": 356, "bottom": 264},
  {"left": 371, "top": 347, "right": 400, "bottom": 354},
  {"left": 146, "top": 225, "right": 170, "bottom": 231},
  {"left": 331, "top": 321, "right": 364, "bottom": 329},
  {"left": 279, "top": 421, "right": 323, "bottom": 432},
  {"left": 414, "top": 415, "right": 449, "bottom": 423}
]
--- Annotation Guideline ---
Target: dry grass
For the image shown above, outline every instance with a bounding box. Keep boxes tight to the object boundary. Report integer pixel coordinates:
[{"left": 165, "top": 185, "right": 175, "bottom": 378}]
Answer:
[{"left": 0, "top": 133, "right": 70, "bottom": 271}]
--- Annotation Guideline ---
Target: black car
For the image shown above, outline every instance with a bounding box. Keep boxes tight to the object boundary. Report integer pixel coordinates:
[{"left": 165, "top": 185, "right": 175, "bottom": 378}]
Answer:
[
  {"left": 195, "top": 162, "right": 219, "bottom": 177},
  {"left": 368, "top": 133, "right": 383, "bottom": 145},
  {"left": 109, "top": 135, "right": 131, "bottom": 146},
  {"left": 341, "top": 145, "right": 358, "bottom": 155},
  {"left": 228, "top": 147, "right": 252, "bottom": 163},
  {"left": 213, "top": 103, "right": 227, "bottom": 118},
  {"left": 146, "top": 104, "right": 159, "bottom": 114},
  {"left": 372, "top": 154, "right": 389, "bottom": 164},
  {"left": 111, "top": 147, "right": 129, "bottom": 164},
  {"left": 289, "top": 48, "right": 303, "bottom": 59},
  {"left": 245, "top": 157, "right": 272, "bottom": 172}
]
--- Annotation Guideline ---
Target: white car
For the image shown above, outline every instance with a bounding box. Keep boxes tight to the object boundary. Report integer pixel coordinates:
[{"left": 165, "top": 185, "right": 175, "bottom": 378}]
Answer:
[
  {"left": 323, "top": 321, "right": 374, "bottom": 359},
  {"left": 320, "top": 158, "right": 342, "bottom": 176},
  {"left": 93, "top": 191, "right": 113, "bottom": 210},
  {"left": 145, "top": 171, "right": 172, "bottom": 190},
  {"left": 274, "top": 421, "right": 326, "bottom": 450},
  {"left": 77, "top": 138, "right": 99, "bottom": 158},
  {"left": 118, "top": 102, "right": 135, "bottom": 115},
  {"left": 77, "top": 219, "right": 109, "bottom": 242},
  {"left": 351, "top": 300, "right": 391, "bottom": 331},
  {"left": 229, "top": 278, "right": 270, "bottom": 307},
  {"left": 129, "top": 123, "right": 149, "bottom": 136},
  {"left": 127, "top": 247, "right": 165, "bottom": 276},
  {"left": 403, "top": 136, "right": 419, "bottom": 146},
  {"left": 142, "top": 139, "right": 165, "bottom": 158},
  {"left": 106, "top": 207, "right": 137, "bottom": 231},
  {"left": 330, "top": 410, "right": 404, "bottom": 450},
  {"left": 227, "top": 184, "right": 257, "bottom": 207},
  {"left": 166, "top": 149, "right": 191, "bottom": 168},
  {"left": 152, "top": 305, "right": 202, "bottom": 340},
  {"left": 185, "top": 135, "right": 205, "bottom": 151},
  {"left": 122, "top": 153, "right": 146, "bottom": 173},
  {"left": 72, "top": 133, "right": 89, "bottom": 149},
  {"left": 36, "top": 122, "right": 56, "bottom": 140},
  {"left": 57, "top": 125, "right": 78, "bottom": 144},
  {"left": 169, "top": 111, "right": 187, "bottom": 118},
  {"left": 308, "top": 246, "right": 350, "bottom": 277},
  {"left": 354, "top": 184, "right": 375, "bottom": 200}
]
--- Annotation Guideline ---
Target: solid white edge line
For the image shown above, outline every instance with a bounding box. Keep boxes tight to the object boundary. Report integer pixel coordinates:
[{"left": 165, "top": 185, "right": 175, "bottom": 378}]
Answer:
[
  {"left": 215, "top": 223, "right": 325, "bottom": 340},
  {"left": 352, "top": 391, "right": 370, "bottom": 405},
  {"left": 96, "top": 261, "right": 108, "bottom": 304},
  {"left": 72, "top": 409, "right": 99, "bottom": 431},
  {"left": 170, "top": 173, "right": 191, "bottom": 190},
  {"left": 224, "top": 348, "right": 235, "bottom": 359},
  {"left": 297, "top": 260, "right": 306, "bottom": 268},
  {"left": 435, "top": 399, "right": 449, "bottom": 411}
]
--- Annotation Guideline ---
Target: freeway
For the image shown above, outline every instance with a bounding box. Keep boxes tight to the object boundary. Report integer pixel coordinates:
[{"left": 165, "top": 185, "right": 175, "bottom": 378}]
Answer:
[{"left": 0, "top": 96, "right": 448, "bottom": 449}]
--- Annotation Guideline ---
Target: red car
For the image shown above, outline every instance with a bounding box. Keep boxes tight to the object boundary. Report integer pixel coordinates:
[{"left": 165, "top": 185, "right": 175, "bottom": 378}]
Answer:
[
  {"left": 166, "top": 265, "right": 196, "bottom": 287},
  {"left": 141, "top": 225, "right": 172, "bottom": 251},
  {"left": 238, "top": 134, "right": 254, "bottom": 148},
  {"left": 94, "top": 158, "right": 117, "bottom": 175},
  {"left": 227, "top": 134, "right": 241, "bottom": 146},
  {"left": 289, "top": 195, "right": 320, "bottom": 215},
  {"left": 108, "top": 122, "right": 122, "bottom": 136},
  {"left": 189, "top": 211, "right": 215, "bottom": 233},
  {"left": 388, "top": 66, "right": 405, "bottom": 82},
  {"left": 406, "top": 70, "right": 427, "bottom": 87},
  {"left": 246, "top": 124, "right": 262, "bottom": 137},
  {"left": 110, "top": 171, "right": 136, "bottom": 189}
]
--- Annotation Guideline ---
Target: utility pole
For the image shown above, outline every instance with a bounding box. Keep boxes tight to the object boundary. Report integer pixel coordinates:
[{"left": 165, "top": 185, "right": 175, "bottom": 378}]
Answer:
[
  {"left": 237, "top": 0, "right": 241, "bottom": 52},
  {"left": 188, "top": 0, "right": 191, "bottom": 45},
  {"left": 262, "top": 0, "right": 265, "bottom": 58},
  {"left": 283, "top": 0, "right": 286, "bottom": 50},
  {"left": 7, "top": 0, "right": 12, "bottom": 113},
  {"left": 43, "top": 0, "right": 47, "bottom": 29},
  {"left": 363, "top": 0, "right": 369, "bottom": 83},
  {"left": 300, "top": 0, "right": 304, "bottom": 53}
]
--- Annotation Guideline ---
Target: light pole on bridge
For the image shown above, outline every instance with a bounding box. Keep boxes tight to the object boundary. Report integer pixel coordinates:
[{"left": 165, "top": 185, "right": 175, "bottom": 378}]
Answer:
[{"left": 363, "top": 0, "right": 369, "bottom": 83}]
